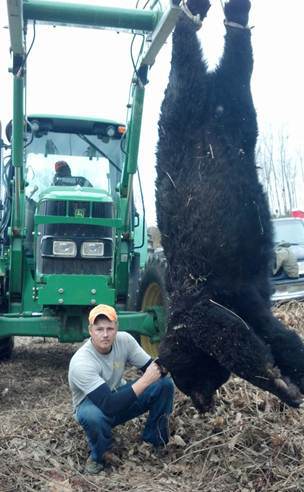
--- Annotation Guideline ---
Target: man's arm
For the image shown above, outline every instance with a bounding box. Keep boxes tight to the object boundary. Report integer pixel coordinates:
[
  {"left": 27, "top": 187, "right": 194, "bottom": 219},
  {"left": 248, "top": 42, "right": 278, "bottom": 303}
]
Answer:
[
  {"left": 125, "top": 333, "right": 152, "bottom": 368},
  {"left": 88, "top": 362, "right": 161, "bottom": 417},
  {"left": 140, "top": 358, "right": 153, "bottom": 372},
  {"left": 88, "top": 383, "right": 137, "bottom": 417}
]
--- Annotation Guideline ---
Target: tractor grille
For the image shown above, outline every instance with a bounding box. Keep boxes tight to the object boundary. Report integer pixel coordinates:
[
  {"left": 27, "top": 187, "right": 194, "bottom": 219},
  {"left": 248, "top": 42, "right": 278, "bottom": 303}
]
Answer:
[{"left": 37, "top": 200, "right": 113, "bottom": 275}]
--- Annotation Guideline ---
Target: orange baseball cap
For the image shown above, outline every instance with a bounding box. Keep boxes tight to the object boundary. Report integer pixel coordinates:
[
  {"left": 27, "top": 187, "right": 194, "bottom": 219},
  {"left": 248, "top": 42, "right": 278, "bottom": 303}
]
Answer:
[{"left": 88, "top": 304, "right": 117, "bottom": 325}]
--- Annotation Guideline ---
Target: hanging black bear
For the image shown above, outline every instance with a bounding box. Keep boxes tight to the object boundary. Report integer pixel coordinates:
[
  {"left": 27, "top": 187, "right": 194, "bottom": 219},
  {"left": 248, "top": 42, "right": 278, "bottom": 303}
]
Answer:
[{"left": 156, "top": 0, "right": 304, "bottom": 411}]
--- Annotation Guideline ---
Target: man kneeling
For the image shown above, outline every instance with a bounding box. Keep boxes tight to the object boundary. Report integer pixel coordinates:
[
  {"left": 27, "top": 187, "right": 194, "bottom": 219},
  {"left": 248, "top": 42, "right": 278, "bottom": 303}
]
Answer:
[{"left": 68, "top": 304, "right": 174, "bottom": 474}]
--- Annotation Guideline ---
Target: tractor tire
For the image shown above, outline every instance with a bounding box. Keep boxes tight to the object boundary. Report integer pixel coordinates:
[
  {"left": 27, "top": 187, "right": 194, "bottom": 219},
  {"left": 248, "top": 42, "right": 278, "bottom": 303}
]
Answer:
[
  {"left": 136, "top": 254, "right": 168, "bottom": 358},
  {"left": 127, "top": 253, "right": 141, "bottom": 311},
  {"left": 127, "top": 253, "right": 141, "bottom": 343},
  {"left": 0, "top": 336, "right": 14, "bottom": 362}
]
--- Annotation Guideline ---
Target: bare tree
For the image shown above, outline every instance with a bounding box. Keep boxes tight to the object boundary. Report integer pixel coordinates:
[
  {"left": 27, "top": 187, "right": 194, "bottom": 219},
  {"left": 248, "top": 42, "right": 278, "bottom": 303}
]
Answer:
[{"left": 256, "top": 127, "right": 302, "bottom": 217}]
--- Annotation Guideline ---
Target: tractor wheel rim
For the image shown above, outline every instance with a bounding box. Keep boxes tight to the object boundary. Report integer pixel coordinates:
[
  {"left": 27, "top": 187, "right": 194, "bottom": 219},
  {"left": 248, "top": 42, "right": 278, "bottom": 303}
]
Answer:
[
  {"left": 141, "top": 282, "right": 162, "bottom": 357},
  {"left": 142, "top": 282, "right": 162, "bottom": 308}
]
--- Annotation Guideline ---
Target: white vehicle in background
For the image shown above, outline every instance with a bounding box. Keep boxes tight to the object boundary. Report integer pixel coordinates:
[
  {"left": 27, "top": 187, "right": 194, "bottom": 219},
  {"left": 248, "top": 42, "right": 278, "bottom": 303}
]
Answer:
[{"left": 271, "top": 217, "right": 304, "bottom": 302}]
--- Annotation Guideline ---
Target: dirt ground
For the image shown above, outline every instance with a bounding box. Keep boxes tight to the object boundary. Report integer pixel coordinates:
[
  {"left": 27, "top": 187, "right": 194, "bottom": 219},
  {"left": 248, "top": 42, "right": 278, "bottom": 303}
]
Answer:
[{"left": 1, "top": 302, "right": 304, "bottom": 492}]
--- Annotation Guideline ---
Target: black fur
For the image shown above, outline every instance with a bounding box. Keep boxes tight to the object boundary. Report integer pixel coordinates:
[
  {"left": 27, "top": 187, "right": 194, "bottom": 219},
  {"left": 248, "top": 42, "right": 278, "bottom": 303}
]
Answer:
[{"left": 156, "top": 0, "right": 304, "bottom": 411}]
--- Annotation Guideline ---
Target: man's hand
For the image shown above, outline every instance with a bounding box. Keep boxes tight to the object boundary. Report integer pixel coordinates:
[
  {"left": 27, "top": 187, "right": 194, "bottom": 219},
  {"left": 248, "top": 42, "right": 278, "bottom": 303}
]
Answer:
[
  {"left": 132, "top": 362, "right": 161, "bottom": 396},
  {"left": 142, "top": 361, "right": 162, "bottom": 384}
]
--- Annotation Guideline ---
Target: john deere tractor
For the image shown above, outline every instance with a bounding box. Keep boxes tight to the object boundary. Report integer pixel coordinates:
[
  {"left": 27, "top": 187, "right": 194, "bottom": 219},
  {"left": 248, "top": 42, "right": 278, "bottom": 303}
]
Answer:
[{"left": 0, "top": 0, "right": 181, "bottom": 360}]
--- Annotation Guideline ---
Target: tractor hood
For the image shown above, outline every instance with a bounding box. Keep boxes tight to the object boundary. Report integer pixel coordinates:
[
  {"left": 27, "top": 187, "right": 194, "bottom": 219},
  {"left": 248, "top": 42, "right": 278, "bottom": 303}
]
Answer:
[{"left": 39, "top": 186, "right": 113, "bottom": 204}]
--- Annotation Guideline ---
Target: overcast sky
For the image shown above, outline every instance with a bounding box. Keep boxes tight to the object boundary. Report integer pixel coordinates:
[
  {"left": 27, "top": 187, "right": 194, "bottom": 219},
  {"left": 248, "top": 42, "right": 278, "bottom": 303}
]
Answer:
[{"left": 1, "top": 0, "right": 304, "bottom": 224}]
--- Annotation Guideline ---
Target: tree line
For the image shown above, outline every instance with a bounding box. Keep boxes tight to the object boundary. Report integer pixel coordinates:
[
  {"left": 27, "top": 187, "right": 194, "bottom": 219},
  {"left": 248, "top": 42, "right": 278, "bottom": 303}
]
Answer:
[{"left": 256, "top": 128, "right": 304, "bottom": 217}]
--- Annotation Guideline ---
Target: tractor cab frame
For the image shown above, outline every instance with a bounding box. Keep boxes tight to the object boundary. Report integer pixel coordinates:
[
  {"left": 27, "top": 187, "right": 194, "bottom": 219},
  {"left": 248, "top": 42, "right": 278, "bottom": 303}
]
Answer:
[{"left": 0, "top": 0, "right": 182, "bottom": 357}]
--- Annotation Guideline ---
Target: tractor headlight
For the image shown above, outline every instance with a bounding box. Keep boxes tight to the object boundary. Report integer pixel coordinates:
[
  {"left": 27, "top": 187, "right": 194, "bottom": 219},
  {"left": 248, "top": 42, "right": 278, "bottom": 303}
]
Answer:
[
  {"left": 81, "top": 241, "right": 104, "bottom": 258},
  {"left": 53, "top": 241, "right": 77, "bottom": 257}
]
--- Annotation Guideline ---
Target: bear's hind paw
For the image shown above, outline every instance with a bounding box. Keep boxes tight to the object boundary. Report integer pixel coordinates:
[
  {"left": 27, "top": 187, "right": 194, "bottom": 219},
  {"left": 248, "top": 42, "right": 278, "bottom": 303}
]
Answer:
[
  {"left": 186, "top": 0, "right": 211, "bottom": 19},
  {"left": 224, "top": 0, "right": 251, "bottom": 27}
]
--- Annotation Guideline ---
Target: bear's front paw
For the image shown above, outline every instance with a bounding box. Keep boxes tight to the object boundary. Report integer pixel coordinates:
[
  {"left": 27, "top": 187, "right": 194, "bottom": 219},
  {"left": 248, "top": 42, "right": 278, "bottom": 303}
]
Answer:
[
  {"left": 190, "top": 390, "right": 215, "bottom": 413},
  {"left": 224, "top": 0, "right": 251, "bottom": 27},
  {"left": 274, "top": 377, "right": 303, "bottom": 407},
  {"left": 267, "top": 365, "right": 304, "bottom": 408}
]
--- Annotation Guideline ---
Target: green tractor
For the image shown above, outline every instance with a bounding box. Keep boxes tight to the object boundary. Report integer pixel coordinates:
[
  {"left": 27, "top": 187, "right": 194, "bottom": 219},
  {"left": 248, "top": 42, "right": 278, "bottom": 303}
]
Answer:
[{"left": 0, "top": 0, "right": 180, "bottom": 360}]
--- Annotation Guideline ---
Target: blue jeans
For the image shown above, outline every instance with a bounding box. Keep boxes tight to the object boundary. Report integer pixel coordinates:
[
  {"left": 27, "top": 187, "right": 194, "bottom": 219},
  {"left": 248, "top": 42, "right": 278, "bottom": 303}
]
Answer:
[{"left": 75, "top": 377, "right": 174, "bottom": 463}]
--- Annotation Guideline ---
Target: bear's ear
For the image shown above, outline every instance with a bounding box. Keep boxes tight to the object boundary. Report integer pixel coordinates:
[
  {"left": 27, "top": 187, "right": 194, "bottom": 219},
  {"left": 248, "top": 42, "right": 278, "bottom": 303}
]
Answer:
[{"left": 224, "top": 0, "right": 251, "bottom": 27}]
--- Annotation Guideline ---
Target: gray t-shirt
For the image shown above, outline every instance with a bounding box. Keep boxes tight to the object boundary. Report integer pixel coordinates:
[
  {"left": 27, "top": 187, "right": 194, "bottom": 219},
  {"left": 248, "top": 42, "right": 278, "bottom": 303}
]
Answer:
[{"left": 68, "top": 332, "right": 150, "bottom": 410}]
